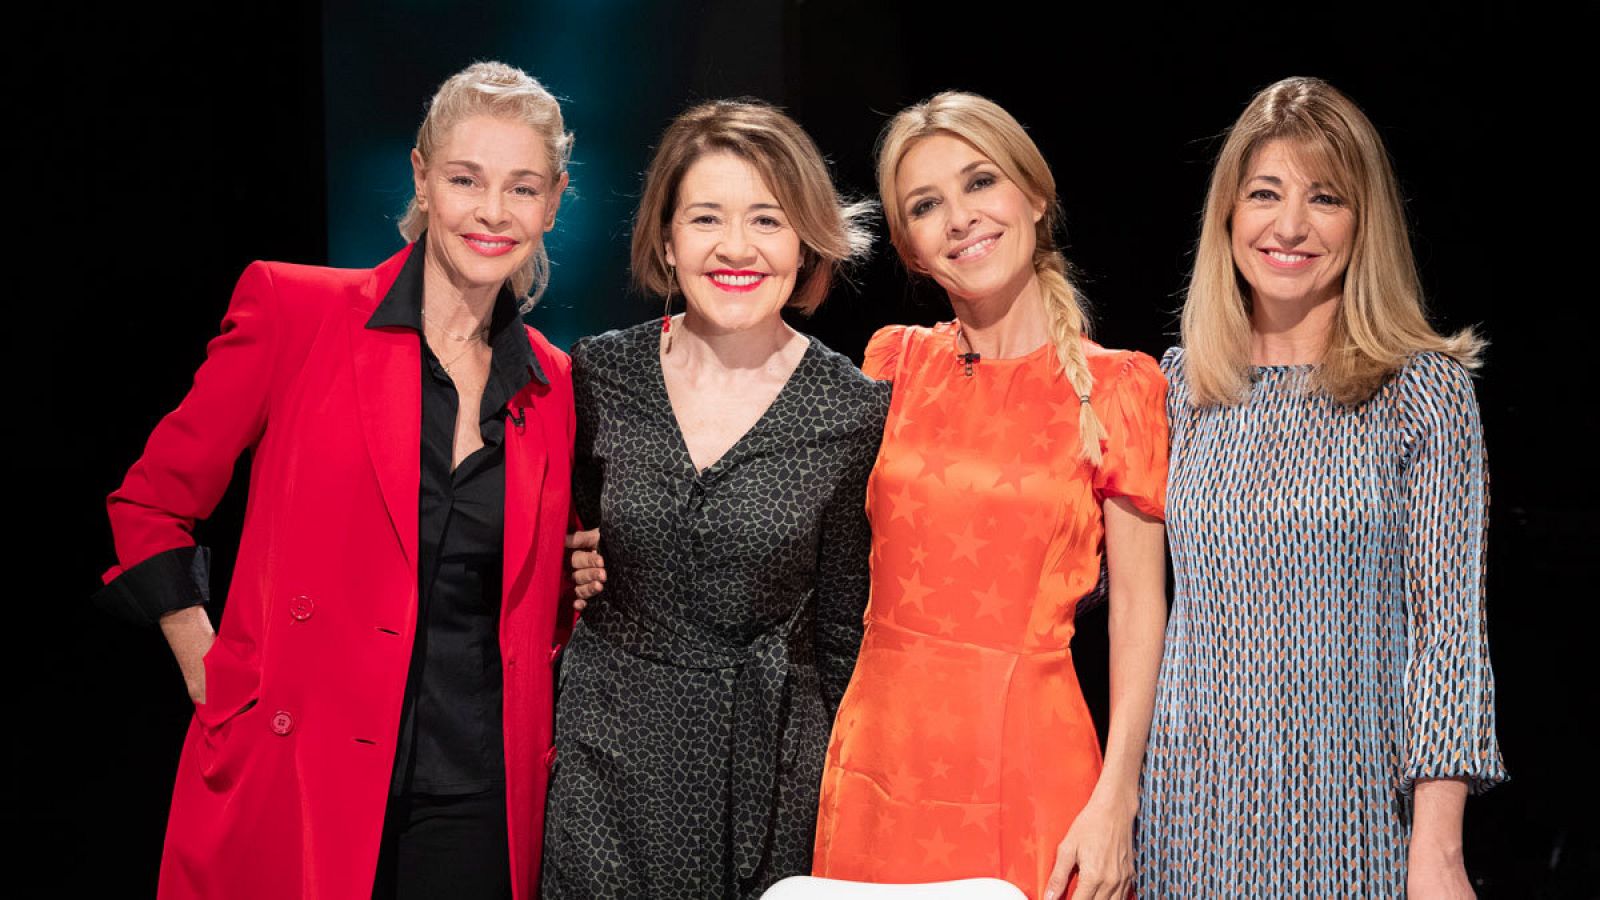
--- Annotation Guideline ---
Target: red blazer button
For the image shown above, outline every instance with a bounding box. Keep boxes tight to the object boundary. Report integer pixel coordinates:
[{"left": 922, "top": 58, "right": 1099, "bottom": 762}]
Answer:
[
  {"left": 289, "top": 595, "right": 315, "bottom": 621},
  {"left": 543, "top": 746, "right": 558, "bottom": 768},
  {"left": 271, "top": 711, "right": 295, "bottom": 735}
]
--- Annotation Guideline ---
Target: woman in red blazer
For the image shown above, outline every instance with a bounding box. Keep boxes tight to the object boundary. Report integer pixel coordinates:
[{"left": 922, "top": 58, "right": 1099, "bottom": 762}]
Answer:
[{"left": 96, "top": 62, "right": 575, "bottom": 900}]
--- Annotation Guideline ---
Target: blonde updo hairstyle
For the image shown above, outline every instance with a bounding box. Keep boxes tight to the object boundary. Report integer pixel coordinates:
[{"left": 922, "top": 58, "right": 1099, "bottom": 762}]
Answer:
[
  {"left": 878, "top": 92, "right": 1106, "bottom": 464},
  {"left": 631, "top": 99, "right": 872, "bottom": 315},
  {"left": 1182, "top": 76, "right": 1483, "bottom": 406},
  {"left": 399, "top": 61, "right": 574, "bottom": 309}
]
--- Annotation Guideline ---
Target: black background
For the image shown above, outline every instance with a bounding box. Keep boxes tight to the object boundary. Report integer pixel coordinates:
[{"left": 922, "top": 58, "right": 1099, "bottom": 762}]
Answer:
[{"left": 31, "top": 1, "right": 1591, "bottom": 896}]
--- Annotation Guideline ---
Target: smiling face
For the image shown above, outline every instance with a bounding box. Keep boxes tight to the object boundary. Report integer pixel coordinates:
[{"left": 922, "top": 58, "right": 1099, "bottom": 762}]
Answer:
[
  {"left": 664, "top": 152, "right": 802, "bottom": 333},
  {"left": 1230, "top": 139, "right": 1355, "bottom": 313},
  {"left": 893, "top": 133, "right": 1044, "bottom": 304},
  {"left": 412, "top": 115, "right": 566, "bottom": 295}
]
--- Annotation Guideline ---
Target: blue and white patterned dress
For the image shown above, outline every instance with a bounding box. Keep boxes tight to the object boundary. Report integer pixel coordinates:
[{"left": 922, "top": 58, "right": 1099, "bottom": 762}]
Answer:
[{"left": 1136, "top": 348, "right": 1507, "bottom": 898}]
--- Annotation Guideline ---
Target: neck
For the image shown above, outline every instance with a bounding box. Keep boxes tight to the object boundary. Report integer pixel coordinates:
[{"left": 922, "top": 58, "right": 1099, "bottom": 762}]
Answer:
[
  {"left": 421, "top": 250, "right": 500, "bottom": 336},
  {"left": 1249, "top": 286, "right": 1340, "bottom": 366},
  {"left": 669, "top": 309, "right": 798, "bottom": 373},
  {"left": 949, "top": 271, "right": 1050, "bottom": 359}
]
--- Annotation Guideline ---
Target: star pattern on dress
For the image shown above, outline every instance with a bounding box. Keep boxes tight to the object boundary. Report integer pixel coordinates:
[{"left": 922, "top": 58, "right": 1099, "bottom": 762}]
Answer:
[
  {"left": 815, "top": 325, "right": 1172, "bottom": 900},
  {"left": 947, "top": 521, "right": 989, "bottom": 566}
]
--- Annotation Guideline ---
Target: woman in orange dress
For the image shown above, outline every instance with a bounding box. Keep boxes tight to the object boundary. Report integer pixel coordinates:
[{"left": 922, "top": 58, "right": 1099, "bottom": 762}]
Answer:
[{"left": 810, "top": 93, "right": 1169, "bottom": 900}]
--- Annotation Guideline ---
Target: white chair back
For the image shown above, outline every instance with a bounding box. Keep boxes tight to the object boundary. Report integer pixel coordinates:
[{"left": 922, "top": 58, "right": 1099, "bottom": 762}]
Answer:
[{"left": 760, "top": 876, "right": 1027, "bottom": 899}]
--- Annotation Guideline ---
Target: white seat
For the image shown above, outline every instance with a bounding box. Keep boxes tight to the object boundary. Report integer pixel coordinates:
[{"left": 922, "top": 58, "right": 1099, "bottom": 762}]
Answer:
[{"left": 760, "top": 876, "right": 1028, "bottom": 899}]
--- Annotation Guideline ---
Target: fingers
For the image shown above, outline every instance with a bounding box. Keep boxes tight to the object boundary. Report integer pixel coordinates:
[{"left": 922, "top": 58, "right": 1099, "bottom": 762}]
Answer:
[
  {"left": 570, "top": 550, "right": 605, "bottom": 573},
  {"left": 564, "top": 528, "right": 600, "bottom": 551},
  {"left": 1042, "top": 839, "right": 1077, "bottom": 900}
]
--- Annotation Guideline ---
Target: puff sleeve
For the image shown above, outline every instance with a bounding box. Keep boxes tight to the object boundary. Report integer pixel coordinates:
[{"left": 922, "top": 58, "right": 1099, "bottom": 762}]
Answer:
[
  {"left": 1090, "top": 351, "right": 1169, "bottom": 521},
  {"left": 861, "top": 325, "right": 910, "bottom": 382}
]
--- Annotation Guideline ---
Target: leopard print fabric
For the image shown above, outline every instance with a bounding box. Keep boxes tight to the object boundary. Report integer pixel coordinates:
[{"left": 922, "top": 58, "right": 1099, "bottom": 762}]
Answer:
[{"left": 541, "top": 321, "right": 888, "bottom": 899}]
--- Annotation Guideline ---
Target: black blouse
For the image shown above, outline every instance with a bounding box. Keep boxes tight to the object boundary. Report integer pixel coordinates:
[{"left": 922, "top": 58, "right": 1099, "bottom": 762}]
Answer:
[{"left": 365, "top": 240, "right": 542, "bottom": 795}]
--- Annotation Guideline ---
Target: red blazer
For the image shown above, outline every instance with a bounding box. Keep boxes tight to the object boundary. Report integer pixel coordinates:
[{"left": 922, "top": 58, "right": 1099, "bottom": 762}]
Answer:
[{"left": 102, "top": 244, "right": 574, "bottom": 899}]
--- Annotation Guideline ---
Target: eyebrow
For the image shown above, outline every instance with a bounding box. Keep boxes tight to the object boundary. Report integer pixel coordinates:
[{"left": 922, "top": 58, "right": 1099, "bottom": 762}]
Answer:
[
  {"left": 903, "top": 159, "right": 990, "bottom": 200},
  {"left": 442, "top": 159, "right": 549, "bottom": 181},
  {"left": 682, "top": 201, "right": 784, "bottom": 212},
  {"left": 1246, "top": 174, "right": 1335, "bottom": 191}
]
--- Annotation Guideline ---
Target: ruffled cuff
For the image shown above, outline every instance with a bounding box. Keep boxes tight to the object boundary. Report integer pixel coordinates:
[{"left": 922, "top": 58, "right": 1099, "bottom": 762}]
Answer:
[{"left": 94, "top": 546, "right": 211, "bottom": 625}]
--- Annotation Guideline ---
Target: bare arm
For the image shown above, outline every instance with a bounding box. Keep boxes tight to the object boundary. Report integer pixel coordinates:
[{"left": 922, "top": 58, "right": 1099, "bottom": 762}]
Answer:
[
  {"left": 1409, "top": 777, "right": 1474, "bottom": 898},
  {"left": 1045, "top": 496, "right": 1167, "bottom": 900}
]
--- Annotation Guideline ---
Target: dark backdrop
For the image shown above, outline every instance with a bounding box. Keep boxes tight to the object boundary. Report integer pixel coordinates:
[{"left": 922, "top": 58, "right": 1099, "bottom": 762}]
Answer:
[{"left": 36, "top": 1, "right": 1590, "bottom": 896}]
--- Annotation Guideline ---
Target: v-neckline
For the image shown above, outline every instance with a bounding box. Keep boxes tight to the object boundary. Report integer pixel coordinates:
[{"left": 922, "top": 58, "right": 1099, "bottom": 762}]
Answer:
[{"left": 650, "top": 329, "right": 817, "bottom": 478}]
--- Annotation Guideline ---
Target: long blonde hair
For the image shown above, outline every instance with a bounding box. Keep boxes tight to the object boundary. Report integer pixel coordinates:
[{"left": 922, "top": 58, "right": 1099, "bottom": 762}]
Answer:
[
  {"left": 878, "top": 92, "right": 1105, "bottom": 463},
  {"left": 1183, "top": 76, "right": 1483, "bottom": 406},
  {"left": 399, "top": 61, "right": 574, "bottom": 309},
  {"left": 631, "top": 99, "right": 872, "bottom": 315}
]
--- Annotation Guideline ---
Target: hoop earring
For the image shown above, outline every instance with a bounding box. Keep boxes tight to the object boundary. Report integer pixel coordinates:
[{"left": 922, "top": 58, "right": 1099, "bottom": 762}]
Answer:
[{"left": 661, "top": 264, "right": 676, "bottom": 353}]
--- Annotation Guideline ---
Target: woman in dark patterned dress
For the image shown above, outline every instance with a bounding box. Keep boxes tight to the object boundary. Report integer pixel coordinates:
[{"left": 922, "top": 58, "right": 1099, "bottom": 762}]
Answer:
[
  {"left": 1137, "top": 77, "right": 1506, "bottom": 898},
  {"left": 541, "top": 100, "right": 886, "bottom": 898}
]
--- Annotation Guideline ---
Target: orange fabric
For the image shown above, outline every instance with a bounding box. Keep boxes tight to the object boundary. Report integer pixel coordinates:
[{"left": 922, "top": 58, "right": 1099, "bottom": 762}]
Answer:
[{"left": 814, "top": 322, "right": 1167, "bottom": 899}]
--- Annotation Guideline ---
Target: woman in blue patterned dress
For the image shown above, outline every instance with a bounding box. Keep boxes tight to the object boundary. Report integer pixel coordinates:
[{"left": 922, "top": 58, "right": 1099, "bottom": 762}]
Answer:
[{"left": 1137, "top": 77, "right": 1506, "bottom": 898}]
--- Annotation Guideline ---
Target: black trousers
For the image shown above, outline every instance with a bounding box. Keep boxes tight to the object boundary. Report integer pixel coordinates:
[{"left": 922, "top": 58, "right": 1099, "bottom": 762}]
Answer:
[{"left": 372, "top": 788, "right": 512, "bottom": 900}]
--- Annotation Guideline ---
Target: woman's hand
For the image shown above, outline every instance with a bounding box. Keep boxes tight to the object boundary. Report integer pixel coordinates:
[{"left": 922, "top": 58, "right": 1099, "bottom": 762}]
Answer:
[
  {"left": 566, "top": 528, "right": 606, "bottom": 610},
  {"left": 1043, "top": 793, "right": 1136, "bottom": 900},
  {"left": 159, "top": 605, "right": 216, "bottom": 705}
]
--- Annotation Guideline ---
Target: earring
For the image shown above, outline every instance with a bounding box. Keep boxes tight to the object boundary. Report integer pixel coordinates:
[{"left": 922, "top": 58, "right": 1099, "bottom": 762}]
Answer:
[{"left": 661, "top": 265, "right": 675, "bottom": 353}]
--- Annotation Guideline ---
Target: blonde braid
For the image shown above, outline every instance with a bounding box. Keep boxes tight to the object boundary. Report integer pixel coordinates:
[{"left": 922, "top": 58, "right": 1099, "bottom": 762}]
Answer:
[{"left": 1038, "top": 251, "right": 1105, "bottom": 465}]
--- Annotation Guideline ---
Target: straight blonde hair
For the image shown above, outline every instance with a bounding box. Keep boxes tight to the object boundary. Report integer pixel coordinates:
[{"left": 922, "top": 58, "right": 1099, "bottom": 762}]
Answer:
[
  {"left": 631, "top": 99, "right": 872, "bottom": 315},
  {"left": 399, "top": 61, "right": 573, "bottom": 309},
  {"left": 878, "top": 92, "right": 1106, "bottom": 464},
  {"left": 1182, "top": 76, "right": 1483, "bottom": 406}
]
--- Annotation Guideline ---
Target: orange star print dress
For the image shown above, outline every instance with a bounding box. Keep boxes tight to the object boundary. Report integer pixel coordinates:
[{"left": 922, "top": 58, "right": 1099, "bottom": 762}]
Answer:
[{"left": 813, "top": 322, "right": 1167, "bottom": 899}]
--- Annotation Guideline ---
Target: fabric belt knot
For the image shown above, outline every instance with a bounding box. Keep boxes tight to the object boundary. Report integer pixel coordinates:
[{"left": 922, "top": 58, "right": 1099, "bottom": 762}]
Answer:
[{"left": 581, "top": 592, "right": 811, "bottom": 885}]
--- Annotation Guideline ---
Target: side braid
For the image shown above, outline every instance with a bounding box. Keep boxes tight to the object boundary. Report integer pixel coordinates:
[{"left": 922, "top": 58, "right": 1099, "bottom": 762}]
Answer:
[{"left": 1038, "top": 252, "right": 1106, "bottom": 465}]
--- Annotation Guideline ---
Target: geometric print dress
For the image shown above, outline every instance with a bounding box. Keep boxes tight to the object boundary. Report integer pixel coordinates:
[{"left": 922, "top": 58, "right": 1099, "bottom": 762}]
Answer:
[{"left": 1137, "top": 348, "right": 1507, "bottom": 898}]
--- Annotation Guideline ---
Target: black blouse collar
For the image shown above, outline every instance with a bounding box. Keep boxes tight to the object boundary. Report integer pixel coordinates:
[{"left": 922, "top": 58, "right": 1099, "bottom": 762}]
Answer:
[{"left": 366, "top": 236, "right": 548, "bottom": 387}]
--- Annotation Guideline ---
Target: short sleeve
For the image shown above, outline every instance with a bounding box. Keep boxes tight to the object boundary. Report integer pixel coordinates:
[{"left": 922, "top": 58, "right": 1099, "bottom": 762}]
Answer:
[
  {"left": 861, "top": 325, "right": 910, "bottom": 382},
  {"left": 1396, "top": 354, "right": 1506, "bottom": 794},
  {"left": 1090, "top": 352, "right": 1169, "bottom": 521}
]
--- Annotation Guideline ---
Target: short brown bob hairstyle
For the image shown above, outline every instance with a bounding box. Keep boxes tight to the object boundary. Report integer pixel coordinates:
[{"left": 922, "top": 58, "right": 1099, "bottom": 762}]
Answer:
[{"left": 630, "top": 99, "right": 871, "bottom": 314}]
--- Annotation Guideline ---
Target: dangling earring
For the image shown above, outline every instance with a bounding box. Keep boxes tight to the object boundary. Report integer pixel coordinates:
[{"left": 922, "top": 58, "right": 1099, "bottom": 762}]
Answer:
[{"left": 661, "top": 264, "right": 676, "bottom": 353}]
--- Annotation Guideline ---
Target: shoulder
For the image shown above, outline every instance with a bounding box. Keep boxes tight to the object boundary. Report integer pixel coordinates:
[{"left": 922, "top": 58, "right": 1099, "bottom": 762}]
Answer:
[
  {"left": 862, "top": 321, "right": 952, "bottom": 381},
  {"left": 571, "top": 319, "right": 657, "bottom": 371},
  {"left": 1082, "top": 338, "right": 1166, "bottom": 399},
  {"left": 1390, "top": 350, "right": 1481, "bottom": 431},
  {"left": 234, "top": 259, "right": 369, "bottom": 322},
  {"left": 803, "top": 336, "right": 893, "bottom": 426},
  {"left": 522, "top": 324, "right": 572, "bottom": 388}
]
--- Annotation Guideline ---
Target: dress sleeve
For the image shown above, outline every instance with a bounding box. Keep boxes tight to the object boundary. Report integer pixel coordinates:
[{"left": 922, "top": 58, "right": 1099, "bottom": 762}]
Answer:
[
  {"left": 95, "top": 262, "right": 283, "bottom": 625},
  {"left": 1090, "top": 351, "right": 1169, "bottom": 521},
  {"left": 1397, "top": 355, "right": 1507, "bottom": 794},
  {"left": 813, "top": 387, "right": 888, "bottom": 714},
  {"left": 569, "top": 336, "right": 603, "bottom": 532},
  {"left": 861, "top": 325, "right": 910, "bottom": 382}
]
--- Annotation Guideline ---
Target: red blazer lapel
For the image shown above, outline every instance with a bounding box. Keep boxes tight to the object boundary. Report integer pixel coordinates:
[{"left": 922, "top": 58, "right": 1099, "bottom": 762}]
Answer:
[
  {"left": 502, "top": 386, "right": 548, "bottom": 614},
  {"left": 348, "top": 253, "right": 421, "bottom": 570}
]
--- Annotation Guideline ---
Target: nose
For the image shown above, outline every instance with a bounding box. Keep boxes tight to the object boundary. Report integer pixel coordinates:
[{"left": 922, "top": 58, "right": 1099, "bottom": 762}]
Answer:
[
  {"left": 716, "top": 221, "right": 757, "bottom": 266},
  {"left": 477, "top": 190, "right": 509, "bottom": 228},
  {"left": 1271, "top": 200, "right": 1309, "bottom": 247},
  {"left": 945, "top": 194, "right": 979, "bottom": 238}
]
